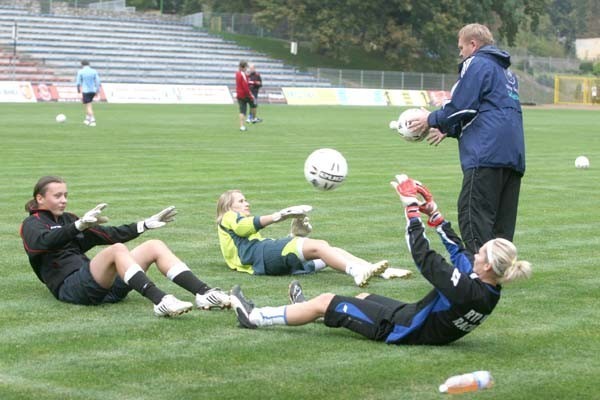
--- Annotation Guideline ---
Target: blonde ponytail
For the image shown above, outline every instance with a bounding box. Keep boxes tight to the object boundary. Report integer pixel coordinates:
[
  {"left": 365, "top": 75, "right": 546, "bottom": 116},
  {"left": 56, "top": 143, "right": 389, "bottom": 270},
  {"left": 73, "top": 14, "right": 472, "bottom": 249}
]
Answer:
[{"left": 485, "top": 238, "right": 532, "bottom": 284}]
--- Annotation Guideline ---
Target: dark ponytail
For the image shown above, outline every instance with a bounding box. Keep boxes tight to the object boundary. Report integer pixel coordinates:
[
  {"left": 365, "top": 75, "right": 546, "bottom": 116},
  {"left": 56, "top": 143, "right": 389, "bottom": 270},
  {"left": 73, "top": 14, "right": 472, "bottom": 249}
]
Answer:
[{"left": 25, "top": 176, "right": 65, "bottom": 212}]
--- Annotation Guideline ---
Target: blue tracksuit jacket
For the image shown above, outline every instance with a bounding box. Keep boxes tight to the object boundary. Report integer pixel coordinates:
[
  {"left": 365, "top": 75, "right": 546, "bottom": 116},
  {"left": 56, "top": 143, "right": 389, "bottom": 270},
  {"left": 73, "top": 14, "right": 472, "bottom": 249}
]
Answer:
[{"left": 427, "top": 45, "right": 526, "bottom": 175}]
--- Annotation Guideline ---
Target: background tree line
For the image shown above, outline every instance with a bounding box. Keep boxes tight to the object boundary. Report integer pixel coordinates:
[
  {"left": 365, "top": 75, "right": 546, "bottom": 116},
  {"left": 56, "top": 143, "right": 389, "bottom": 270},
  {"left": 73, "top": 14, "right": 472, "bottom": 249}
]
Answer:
[{"left": 128, "top": 0, "right": 600, "bottom": 72}]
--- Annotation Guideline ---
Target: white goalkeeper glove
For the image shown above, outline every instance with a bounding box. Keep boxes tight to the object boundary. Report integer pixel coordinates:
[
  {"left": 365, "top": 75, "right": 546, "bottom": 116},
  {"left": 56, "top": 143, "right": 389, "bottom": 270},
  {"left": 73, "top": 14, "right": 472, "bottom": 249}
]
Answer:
[
  {"left": 290, "top": 216, "right": 312, "bottom": 237},
  {"left": 75, "top": 203, "right": 109, "bottom": 231},
  {"left": 138, "top": 206, "right": 177, "bottom": 233},
  {"left": 272, "top": 205, "right": 312, "bottom": 222}
]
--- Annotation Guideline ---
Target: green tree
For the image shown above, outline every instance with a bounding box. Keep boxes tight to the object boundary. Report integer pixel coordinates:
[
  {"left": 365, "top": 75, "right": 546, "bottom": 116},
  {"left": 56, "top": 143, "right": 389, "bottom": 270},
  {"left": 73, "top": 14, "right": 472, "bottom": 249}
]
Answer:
[{"left": 251, "top": 0, "right": 547, "bottom": 71}]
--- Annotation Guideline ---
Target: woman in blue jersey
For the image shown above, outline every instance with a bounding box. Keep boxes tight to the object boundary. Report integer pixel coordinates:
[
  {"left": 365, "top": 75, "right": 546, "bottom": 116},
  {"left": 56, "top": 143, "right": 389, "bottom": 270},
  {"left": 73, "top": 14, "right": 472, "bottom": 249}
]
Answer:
[
  {"left": 217, "top": 190, "right": 389, "bottom": 287},
  {"left": 229, "top": 176, "right": 531, "bottom": 345}
]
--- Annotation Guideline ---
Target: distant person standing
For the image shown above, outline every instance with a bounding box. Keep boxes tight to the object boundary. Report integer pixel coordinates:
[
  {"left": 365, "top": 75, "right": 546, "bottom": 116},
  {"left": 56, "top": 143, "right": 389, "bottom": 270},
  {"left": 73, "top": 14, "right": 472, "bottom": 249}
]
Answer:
[
  {"left": 76, "top": 60, "right": 101, "bottom": 127},
  {"left": 410, "top": 23, "right": 525, "bottom": 254},
  {"left": 247, "top": 63, "right": 263, "bottom": 123},
  {"left": 235, "top": 60, "right": 255, "bottom": 132}
]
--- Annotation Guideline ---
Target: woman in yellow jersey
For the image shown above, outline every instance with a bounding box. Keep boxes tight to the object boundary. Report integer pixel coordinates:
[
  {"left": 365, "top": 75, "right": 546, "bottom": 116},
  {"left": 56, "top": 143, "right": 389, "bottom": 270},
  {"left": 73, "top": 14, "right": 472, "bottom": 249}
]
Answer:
[{"left": 216, "top": 190, "right": 389, "bottom": 287}]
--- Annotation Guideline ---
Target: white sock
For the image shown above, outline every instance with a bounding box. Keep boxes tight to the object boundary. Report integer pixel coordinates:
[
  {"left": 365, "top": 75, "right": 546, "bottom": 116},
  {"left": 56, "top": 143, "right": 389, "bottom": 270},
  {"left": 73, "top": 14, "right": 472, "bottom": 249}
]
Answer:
[
  {"left": 314, "top": 259, "right": 327, "bottom": 271},
  {"left": 123, "top": 264, "right": 144, "bottom": 284},
  {"left": 345, "top": 262, "right": 363, "bottom": 277},
  {"left": 249, "top": 306, "right": 287, "bottom": 326},
  {"left": 166, "top": 262, "right": 190, "bottom": 281}
]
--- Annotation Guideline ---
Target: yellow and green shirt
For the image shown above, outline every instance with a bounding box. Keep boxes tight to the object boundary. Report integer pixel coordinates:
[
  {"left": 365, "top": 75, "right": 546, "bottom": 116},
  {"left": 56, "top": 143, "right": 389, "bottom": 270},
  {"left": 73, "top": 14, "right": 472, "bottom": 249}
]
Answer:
[{"left": 217, "top": 211, "right": 265, "bottom": 274}]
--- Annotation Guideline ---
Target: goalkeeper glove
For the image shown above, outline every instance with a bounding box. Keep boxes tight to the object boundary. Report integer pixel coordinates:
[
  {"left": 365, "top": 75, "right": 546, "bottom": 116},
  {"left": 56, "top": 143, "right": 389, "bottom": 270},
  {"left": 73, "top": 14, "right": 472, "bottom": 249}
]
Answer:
[
  {"left": 138, "top": 206, "right": 177, "bottom": 233},
  {"left": 426, "top": 210, "right": 445, "bottom": 227},
  {"left": 412, "top": 181, "right": 444, "bottom": 227},
  {"left": 272, "top": 205, "right": 312, "bottom": 222},
  {"left": 75, "top": 203, "right": 109, "bottom": 231},
  {"left": 390, "top": 174, "right": 422, "bottom": 219},
  {"left": 290, "top": 216, "right": 312, "bottom": 237},
  {"left": 414, "top": 180, "right": 438, "bottom": 215}
]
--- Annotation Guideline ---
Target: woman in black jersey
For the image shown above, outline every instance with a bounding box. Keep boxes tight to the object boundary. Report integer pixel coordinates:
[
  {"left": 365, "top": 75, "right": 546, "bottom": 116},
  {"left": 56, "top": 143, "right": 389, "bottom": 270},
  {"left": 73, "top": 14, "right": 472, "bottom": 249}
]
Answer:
[
  {"left": 20, "top": 176, "right": 230, "bottom": 317},
  {"left": 230, "top": 175, "right": 531, "bottom": 345}
]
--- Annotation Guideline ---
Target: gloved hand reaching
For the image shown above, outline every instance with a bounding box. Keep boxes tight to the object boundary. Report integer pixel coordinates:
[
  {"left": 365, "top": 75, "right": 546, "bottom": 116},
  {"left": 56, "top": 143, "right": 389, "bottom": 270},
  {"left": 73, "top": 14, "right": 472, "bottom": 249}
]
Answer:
[
  {"left": 390, "top": 174, "right": 421, "bottom": 220},
  {"left": 390, "top": 174, "right": 420, "bottom": 207},
  {"left": 138, "top": 206, "right": 177, "bottom": 232},
  {"left": 414, "top": 181, "right": 444, "bottom": 227},
  {"left": 272, "top": 205, "right": 312, "bottom": 222},
  {"left": 75, "top": 203, "right": 109, "bottom": 231},
  {"left": 290, "top": 216, "right": 312, "bottom": 237}
]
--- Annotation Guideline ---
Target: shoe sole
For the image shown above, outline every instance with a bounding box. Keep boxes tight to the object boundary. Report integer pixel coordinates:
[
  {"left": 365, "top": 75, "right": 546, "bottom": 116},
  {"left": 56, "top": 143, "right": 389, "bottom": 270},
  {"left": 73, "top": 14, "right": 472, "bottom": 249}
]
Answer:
[
  {"left": 358, "top": 260, "right": 389, "bottom": 287},
  {"left": 157, "top": 305, "right": 193, "bottom": 317},
  {"left": 197, "top": 304, "right": 232, "bottom": 311},
  {"left": 288, "top": 280, "right": 305, "bottom": 304},
  {"left": 230, "top": 298, "right": 257, "bottom": 329},
  {"left": 230, "top": 287, "right": 257, "bottom": 329}
]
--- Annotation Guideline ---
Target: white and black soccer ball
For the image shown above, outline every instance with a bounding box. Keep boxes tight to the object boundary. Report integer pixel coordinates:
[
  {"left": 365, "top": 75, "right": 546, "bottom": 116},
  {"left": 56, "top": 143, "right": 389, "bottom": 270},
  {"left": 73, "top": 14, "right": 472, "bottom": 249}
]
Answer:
[
  {"left": 304, "top": 148, "right": 348, "bottom": 191},
  {"left": 395, "top": 108, "right": 426, "bottom": 142},
  {"left": 55, "top": 113, "right": 66, "bottom": 123}
]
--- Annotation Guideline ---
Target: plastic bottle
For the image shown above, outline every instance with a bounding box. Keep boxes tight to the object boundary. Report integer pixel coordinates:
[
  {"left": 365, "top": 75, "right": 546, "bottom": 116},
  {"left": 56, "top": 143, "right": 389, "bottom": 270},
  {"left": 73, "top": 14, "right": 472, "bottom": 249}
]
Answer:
[{"left": 439, "top": 371, "right": 494, "bottom": 394}]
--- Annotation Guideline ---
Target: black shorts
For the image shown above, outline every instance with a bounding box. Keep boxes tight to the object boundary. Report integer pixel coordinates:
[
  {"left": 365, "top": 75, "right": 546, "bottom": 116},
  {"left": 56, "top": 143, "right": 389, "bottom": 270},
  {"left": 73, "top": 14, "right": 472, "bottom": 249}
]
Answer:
[
  {"left": 238, "top": 97, "right": 256, "bottom": 114},
  {"left": 57, "top": 263, "right": 132, "bottom": 305},
  {"left": 250, "top": 89, "right": 259, "bottom": 105},
  {"left": 323, "top": 294, "right": 409, "bottom": 341},
  {"left": 82, "top": 92, "right": 96, "bottom": 104}
]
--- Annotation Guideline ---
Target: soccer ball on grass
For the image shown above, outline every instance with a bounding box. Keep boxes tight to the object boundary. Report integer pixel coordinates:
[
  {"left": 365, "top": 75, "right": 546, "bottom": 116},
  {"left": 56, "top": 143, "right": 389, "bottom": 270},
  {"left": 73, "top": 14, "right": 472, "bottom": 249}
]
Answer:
[
  {"left": 55, "top": 114, "right": 67, "bottom": 123},
  {"left": 575, "top": 156, "right": 590, "bottom": 169},
  {"left": 304, "top": 148, "right": 348, "bottom": 191}
]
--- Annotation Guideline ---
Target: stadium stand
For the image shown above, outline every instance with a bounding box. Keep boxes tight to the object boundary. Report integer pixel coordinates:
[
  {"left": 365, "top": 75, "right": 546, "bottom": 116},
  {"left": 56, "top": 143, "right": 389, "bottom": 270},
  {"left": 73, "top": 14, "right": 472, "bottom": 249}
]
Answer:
[{"left": 0, "top": 7, "right": 329, "bottom": 87}]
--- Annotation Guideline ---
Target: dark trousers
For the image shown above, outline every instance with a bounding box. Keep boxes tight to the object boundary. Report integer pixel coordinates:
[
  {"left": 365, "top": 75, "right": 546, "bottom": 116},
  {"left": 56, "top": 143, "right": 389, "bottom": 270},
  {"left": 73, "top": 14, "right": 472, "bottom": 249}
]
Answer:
[{"left": 458, "top": 167, "right": 522, "bottom": 254}]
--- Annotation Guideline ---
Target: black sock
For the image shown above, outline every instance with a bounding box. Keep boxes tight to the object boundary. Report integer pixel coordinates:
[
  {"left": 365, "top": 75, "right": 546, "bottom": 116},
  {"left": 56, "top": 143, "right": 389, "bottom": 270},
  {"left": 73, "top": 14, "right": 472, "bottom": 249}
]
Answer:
[
  {"left": 172, "top": 270, "right": 209, "bottom": 295},
  {"left": 127, "top": 271, "right": 167, "bottom": 305}
]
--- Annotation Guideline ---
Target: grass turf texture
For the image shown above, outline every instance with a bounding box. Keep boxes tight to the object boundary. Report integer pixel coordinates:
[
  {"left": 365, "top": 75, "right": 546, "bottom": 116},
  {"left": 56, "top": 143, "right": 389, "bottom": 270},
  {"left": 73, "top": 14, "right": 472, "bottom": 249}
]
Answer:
[{"left": 1, "top": 103, "right": 599, "bottom": 399}]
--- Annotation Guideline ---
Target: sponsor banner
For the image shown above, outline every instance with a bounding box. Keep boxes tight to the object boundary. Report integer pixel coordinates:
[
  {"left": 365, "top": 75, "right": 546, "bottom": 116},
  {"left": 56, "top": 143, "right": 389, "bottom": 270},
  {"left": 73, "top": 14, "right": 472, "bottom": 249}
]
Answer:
[
  {"left": 228, "top": 86, "right": 287, "bottom": 104},
  {"left": 31, "top": 83, "right": 107, "bottom": 102},
  {"left": 336, "top": 88, "right": 387, "bottom": 106},
  {"left": 32, "top": 83, "right": 56, "bottom": 101},
  {"left": 103, "top": 83, "right": 232, "bottom": 104},
  {"left": 282, "top": 87, "right": 339, "bottom": 105},
  {"left": 283, "top": 87, "right": 428, "bottom": 106},
  {"left": 427, "top": 90, "right": 451, "bottom": 106},
  {"left": 261, "top": 87, "right": 287, "bottom": 104},
  {"left": 384, "top": 90, "right": 429, "bottom": 107},
  {"left": 0, "top": 81, "right": 36, "bottom": 102}
]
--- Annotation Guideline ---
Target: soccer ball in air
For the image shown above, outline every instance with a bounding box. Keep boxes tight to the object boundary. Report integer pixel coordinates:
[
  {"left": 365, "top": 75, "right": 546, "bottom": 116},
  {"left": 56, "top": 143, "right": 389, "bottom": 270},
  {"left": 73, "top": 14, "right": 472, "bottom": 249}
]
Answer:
[
  {"left": 575, "top": 156, "right": 590, "bottom": 169},
  {"left": 55, "top": 114, "right": 67, "bottom": 123},
  {"left": 394, "top": 108, "right": 426, "bottom": 142},
  {"left": 304, "top": 148, "right": 348, "bottom": 191}
]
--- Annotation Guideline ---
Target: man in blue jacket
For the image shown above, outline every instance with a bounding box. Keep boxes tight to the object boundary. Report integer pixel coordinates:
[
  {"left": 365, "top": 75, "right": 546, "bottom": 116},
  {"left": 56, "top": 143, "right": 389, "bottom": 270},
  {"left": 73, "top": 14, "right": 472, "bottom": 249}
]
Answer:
[{"left": 411, "top": 23, "right": 525, "bottom": 254}]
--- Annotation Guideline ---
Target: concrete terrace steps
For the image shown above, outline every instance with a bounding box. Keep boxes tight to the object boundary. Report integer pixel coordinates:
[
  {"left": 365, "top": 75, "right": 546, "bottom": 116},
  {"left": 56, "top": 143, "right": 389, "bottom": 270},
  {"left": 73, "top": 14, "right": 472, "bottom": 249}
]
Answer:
[
  {"left": 0, "top": 9, "right": 330, "bottom": 87},
  {"left": 0, "top": 12, "right": 208, "bottom": 31},
  {"left": 17, "top": 48, "right": 285, "bottom": 69}
]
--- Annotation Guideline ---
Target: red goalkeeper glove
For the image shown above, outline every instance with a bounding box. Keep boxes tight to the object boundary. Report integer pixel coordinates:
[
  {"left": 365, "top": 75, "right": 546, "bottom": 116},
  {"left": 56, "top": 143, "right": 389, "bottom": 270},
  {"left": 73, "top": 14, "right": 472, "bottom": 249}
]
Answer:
[
  {"left": 390, "top": 174, "right": 421, "bottom": 219},
  {"left": 413, "top": 181, "right": 444, "bottom": 227}
]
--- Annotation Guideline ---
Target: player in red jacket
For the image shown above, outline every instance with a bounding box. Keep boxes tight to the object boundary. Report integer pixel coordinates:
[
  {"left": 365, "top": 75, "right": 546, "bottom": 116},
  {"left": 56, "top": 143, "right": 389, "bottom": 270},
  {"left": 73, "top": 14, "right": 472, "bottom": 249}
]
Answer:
[{"left": 236, "top": 60, "right": 255, "bottom": 132}]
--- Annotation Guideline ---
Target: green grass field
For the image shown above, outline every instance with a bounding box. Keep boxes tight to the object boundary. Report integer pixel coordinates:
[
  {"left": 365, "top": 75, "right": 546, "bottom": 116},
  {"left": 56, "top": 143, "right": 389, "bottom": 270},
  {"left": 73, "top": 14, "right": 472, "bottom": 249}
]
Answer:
[{"left": 1, "top": 103, "right": 599, "bottom": 399}]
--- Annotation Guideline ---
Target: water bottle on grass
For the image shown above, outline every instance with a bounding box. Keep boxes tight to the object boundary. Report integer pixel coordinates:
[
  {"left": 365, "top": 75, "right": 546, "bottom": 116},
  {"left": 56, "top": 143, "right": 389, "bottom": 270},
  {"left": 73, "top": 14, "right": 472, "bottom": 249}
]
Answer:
[{"left": 439, "top": 371, "right": 494, "bottom": 394}]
